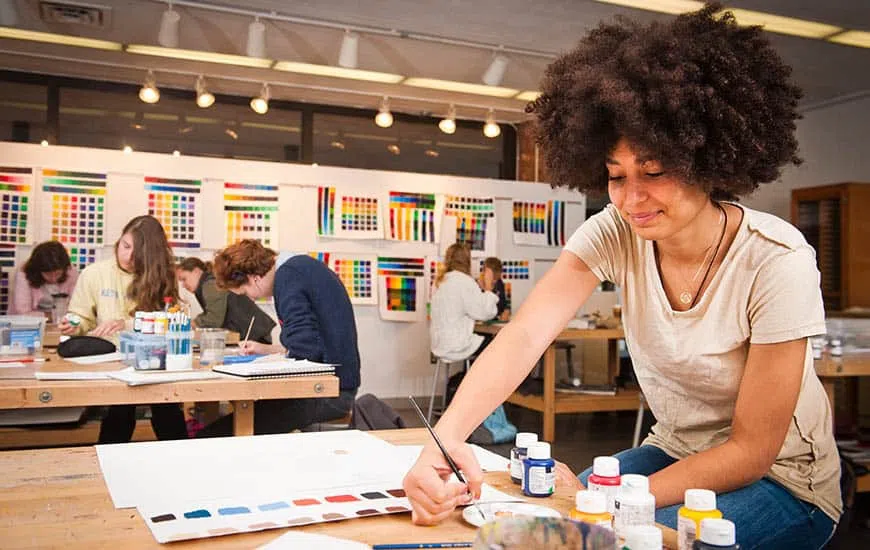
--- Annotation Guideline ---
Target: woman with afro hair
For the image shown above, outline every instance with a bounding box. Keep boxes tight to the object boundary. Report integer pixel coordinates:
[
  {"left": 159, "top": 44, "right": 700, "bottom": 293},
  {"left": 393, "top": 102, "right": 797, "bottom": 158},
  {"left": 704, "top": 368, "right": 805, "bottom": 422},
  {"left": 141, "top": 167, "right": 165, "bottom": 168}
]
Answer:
[{"left": 402, "top": 5, "right": 840, "bottom": 548}]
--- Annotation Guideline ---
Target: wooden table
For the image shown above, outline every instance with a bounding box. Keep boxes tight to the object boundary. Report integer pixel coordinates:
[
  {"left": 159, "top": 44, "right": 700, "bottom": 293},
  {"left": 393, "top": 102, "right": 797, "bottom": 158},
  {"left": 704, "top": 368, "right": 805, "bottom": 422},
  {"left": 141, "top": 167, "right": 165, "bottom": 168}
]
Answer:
[
  {"left": 476, "top": 323, "right": 636, "bottom": 442},
  {"left": 0, "top": 352, "right": 338, "bottom": 437},
  {"left": 815, "top": 353, "right": 870, "bottom": 492},
  {"left": 0, "top": 428, "right": 678, "bottom": 549},
  {"left": 41, "top": 326, "right": 241, "bottom": 347}
]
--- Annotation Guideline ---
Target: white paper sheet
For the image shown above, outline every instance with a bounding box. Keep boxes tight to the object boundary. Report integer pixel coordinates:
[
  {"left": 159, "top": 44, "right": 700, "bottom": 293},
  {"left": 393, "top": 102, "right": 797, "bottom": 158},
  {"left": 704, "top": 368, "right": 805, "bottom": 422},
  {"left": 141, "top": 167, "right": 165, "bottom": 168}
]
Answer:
[
  {"left": 0, "top": 361, "right": 26, "bottom": 368},
  {"left": 106, "top": 367, "right": 224, "bottom": 386},
  {"left": 34, "top": 370, "right": 118, "bottom": 380},
  {"left": 393, "top": 444, "right": 510, "bottom": 473},
  {"left": 66, "top": 352, "right": 124, "bottom": 364},
  {"left": 258, "top": 532, "right": 371, "bottom": 550}
]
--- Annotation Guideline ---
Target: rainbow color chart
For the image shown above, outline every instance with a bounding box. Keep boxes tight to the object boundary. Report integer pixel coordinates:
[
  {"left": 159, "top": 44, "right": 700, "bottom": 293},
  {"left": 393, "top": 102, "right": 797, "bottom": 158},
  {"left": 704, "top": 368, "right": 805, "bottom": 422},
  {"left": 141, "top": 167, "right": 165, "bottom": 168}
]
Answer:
[
  {"left": 444, "top": 195, "right": 495, "bottom": 252},
  {"left": 309, "top": 251, "right": 330, "bottom": 264},
  {"left": 387, "top": 192, "right": 436, "bottom": 242},
  {"left": 145, "top": 177, "right": 201, "bottom": 248},
  {"left": 0, "top": 166, "right": 33, "bottom": 245},
  {"left": 331, "top": 256, "right": 376, "bottom": 305},
  {"left": 377, "top": 257, "right": 425, "bottom": 322},
  {"left": 316, "top": 186, "right": 335, "bottom": 236},
  {"left": 338, "top": 194, "right": 380, "bottom": 238},
  {"left": 67, "top": 246, "right": 99, "bottom": 272},
  {"left": 512, "top": 200, "right": 566, "bottom": 247},
  {"left": 224, "top": 182, "right": 279, "bottom": 248},
  {"left": 0, "top": 246, "right": 14, "bottom": 313},
  {"left": 41, "top": 169, "right": 106, "bottom": 245}
]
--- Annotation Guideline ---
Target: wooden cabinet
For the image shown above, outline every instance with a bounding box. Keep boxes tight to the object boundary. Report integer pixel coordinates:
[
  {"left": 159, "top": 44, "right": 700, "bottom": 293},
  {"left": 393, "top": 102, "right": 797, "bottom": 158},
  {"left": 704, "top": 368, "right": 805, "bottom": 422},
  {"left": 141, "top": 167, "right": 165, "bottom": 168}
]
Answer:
[{"left": 791, "top": 183, "right": 870, "bottom": 312}]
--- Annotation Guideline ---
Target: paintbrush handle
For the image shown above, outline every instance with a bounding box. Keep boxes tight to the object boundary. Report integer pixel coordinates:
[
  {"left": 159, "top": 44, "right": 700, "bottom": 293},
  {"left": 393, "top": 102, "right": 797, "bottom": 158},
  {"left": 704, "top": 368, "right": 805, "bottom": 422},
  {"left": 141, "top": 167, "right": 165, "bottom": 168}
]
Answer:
[{"left": 408, "top": 397, "right": 466, "bottom": 485}]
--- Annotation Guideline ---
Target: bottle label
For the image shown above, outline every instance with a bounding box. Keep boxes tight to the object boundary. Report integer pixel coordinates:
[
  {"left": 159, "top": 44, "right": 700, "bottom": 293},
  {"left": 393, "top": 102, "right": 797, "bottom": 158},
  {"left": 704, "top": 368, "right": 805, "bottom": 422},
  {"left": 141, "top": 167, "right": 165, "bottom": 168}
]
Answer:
[
  {"left": 527, "top": 466, "right": 554, "bottom": 495},
  {"left": 678, "top": 516, "right": 696, "bottom": 550},
  {"left": 614, "top": 500, "right": 655, "bottom": 533},
  {"left": 589, "top": 482, "right": 619, "bottom": 514},
  {"left": 510, "top": 450, "right": 523, "bottom": 481}
]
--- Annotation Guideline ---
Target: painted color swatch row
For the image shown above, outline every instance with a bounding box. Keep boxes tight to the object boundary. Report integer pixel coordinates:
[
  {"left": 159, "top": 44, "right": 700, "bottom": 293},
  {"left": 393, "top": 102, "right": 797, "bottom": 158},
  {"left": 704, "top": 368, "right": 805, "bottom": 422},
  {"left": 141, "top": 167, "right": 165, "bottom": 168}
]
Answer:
[
  {"left": 317, "top": 186, "right": 336, "bottom": 236},
  {"left": 0, "top": 166, "right": 32, "bottom": 245},
  {"left": 42, "top": 169, "right": 106, "bottom": 245},
  {"left": 387, "top": 192, "right": 436, "bottom": 242},
  {"left": 0, "top": 246, "right": 14, "bottom": 313}
]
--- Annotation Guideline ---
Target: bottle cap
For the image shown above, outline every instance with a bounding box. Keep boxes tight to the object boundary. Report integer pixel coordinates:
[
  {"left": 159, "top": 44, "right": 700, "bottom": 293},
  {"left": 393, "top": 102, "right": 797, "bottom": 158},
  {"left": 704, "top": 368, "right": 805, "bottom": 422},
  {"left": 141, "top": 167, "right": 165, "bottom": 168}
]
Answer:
[
  {"left": 574, "top": 490, "right": 607, "bottom": 514},
  {"left": 592, "top": 456, "right": 619, "bottom": 477},
  {"left": 700, "top": 518, "right": 736, "bottom": 546},
  {"left": 622, "top": 525, "right": 662, "bottom": 550},
  {"left": 164, "top": 296, "right": 173, "bottom": 304},
  {"left": 515, "top": 432, "right": 538, "bottom": 448},
  {"left": 621, "top": 473, "right": 649, "bottom": 494},
  {"left": 684, "top": 489, "right": 717, "bottom": 511},
  {"left": 527, "top": 441, "right": 551, "bottom": 460},
  {"left": 65, "top": 313, "right": 81, "bottom": 327}
]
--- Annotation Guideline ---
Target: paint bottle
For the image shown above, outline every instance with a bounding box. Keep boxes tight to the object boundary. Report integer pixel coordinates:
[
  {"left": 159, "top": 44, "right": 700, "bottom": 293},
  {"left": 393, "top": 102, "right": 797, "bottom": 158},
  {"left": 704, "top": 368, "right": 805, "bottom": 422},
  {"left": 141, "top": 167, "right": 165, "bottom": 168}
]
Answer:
[
  {"left": 511, "top": 432, "right": 538, "bottom": 485},
  {"left": 622, "top": 525, "right": 663, "bottom": 550},
  {"left": 614, "top": 474, "right": 655, "bottom": 541},
  {"left": 678, "top": 489, "right": 722, "bottom": 550},
  {"left": 693, "top": 519, "right": 739, "bottom": 549},
  {"left": 64, "top": 313, "right": 81, "bottom": 329},
  {"left": 140, "top": 311, "right": 155, "bottom": 334},
  {"left": 153, "top": 312, "right": 168, "bottom": 335},
  {"left": 570, "top": 490, "right": 613, "bottom": 528},
  {"left": 523, "top": 442, "right": 555, "bottom": 498},
  {"left": 133, "top": 311, "right": 144, "bottom": 333},
  {"left": 588, "top": 455, "right": 620, "bottom": 514}
]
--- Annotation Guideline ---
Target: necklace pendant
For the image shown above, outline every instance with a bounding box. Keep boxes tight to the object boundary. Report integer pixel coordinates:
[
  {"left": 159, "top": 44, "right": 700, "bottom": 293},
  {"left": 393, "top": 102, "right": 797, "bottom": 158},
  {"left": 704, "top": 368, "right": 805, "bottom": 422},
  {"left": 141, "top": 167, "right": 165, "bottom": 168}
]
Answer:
[{"left": 679, "top": 291, "right": 693, "bottom": 305}]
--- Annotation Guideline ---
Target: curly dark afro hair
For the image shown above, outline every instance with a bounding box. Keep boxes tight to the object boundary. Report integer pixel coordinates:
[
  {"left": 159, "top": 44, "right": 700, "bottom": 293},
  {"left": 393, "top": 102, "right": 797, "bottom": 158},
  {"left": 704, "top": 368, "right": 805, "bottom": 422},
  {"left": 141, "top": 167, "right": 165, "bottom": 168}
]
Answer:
[{"left": 529, "top": 3, "right": 802, "bottom": 197}]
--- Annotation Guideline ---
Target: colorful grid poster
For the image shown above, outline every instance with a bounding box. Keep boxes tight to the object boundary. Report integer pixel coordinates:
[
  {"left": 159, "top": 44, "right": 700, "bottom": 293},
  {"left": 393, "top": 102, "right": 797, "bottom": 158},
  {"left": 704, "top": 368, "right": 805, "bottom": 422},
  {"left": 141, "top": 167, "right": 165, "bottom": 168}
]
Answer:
[
  {"left": 330, "top": 255, "right": 376, "bottom": 305},
  {"left": 0, "top": 166, "right": 34, "bottom": 245},
  {"left": 145, "top": 177, "right": 202, "bottom": 248},
  {"left": 0, "top": 245, "right": 15, "bottom": 313},
  {"left": 41, "top": 169, "right": 106, "bottom": 245},
  {"left": 377, "top": 257, "right": 425, "bottom": 322},
  {"left": 512, "top": 200, "right": 566, "bottom": 247},
  {"left": 386, "top": 192, "right": 437, "bottom": 243},
  {"left": 443, "top": 195, "right": 495, "bottom": 253},
  {"left": 224, "top": 182, "right": 279, "bottom": 248},
  {"left": 316, "top": 186, "right": 335, "bottom": 236},
  {"left": 317, "top": 188, "right": 383, "bottom": 240},
  {"left": 67, "top": 246, "right": 99, "bottom": 272}
]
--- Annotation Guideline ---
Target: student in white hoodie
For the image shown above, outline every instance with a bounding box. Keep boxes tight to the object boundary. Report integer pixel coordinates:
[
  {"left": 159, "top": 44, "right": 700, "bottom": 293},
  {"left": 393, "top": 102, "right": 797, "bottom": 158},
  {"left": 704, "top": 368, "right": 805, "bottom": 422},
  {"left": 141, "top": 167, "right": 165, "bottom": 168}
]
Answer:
[{"left": 429, "top": 243, "right": 499, "bottom": 361}]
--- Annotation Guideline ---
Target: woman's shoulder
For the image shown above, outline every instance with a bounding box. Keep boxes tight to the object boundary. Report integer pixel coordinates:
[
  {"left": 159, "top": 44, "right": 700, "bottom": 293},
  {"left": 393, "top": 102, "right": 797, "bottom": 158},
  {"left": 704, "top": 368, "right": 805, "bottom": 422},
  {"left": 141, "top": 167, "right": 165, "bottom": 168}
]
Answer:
[{"left": 739, "top": 204, "right": 810, "bottom": 252}]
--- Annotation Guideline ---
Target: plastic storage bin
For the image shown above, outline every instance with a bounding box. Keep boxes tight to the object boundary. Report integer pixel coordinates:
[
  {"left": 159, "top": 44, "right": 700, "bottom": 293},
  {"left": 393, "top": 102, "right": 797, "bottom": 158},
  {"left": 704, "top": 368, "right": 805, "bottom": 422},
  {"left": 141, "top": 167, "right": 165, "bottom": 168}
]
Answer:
[
  {"left": 0, "top": 315, "right": 46, "bottom": 355},
  {"left": 134, "top": 333, "right": 168, "bottom": 371}
]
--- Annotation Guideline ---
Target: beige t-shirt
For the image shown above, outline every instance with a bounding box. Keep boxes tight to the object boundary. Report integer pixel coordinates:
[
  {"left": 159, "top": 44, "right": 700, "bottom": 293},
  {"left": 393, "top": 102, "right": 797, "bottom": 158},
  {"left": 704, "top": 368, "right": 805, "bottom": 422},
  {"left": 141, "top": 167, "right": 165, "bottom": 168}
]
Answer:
[{"left": 566, "top": 203, "right": 842, "bottom": 522}]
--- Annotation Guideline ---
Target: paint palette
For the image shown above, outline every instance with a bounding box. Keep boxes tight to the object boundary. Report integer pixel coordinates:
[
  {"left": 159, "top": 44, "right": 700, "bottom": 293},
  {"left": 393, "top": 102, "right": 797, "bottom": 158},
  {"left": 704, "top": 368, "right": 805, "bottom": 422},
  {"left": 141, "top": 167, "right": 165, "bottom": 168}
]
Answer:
[
  {"left": 140, "top": 486, "right": 411, "bottom": 543},
  {"left": 462, "top": 501, "right": 562, "bottom": 528}
]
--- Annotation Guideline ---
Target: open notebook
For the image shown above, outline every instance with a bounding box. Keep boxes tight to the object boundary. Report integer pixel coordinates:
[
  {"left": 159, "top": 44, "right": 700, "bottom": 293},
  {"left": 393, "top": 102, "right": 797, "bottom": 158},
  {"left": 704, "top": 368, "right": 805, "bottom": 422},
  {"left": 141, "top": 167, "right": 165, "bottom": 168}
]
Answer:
[{"left": 212, "top": 358, "right": 336, "bottom": 379}]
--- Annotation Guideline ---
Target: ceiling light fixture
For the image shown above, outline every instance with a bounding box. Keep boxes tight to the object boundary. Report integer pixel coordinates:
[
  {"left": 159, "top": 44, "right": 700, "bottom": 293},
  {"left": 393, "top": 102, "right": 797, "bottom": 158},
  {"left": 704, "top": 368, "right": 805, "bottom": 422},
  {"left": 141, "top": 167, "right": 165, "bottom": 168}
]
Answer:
[
  {"left": 123, "top": 145, "right": 133, "bottom": 154},
  {"left": 482, "top": 53, "right": 509, "bottom": 87},
  {"left": 172, "top": 149, "right": 181, "bottom": 156},
  {"left": 0, "top": 26, "right": 123, "bottom": 50},
  {"left": 195, "top": 75, "right": 215, "bottom": 108},
  {"left": 273, "top": 61, "right": 404, "bottom": 84},
  {"left": 483, "top": 108, "right": 501, "bottom": 138},
  {"left": 40, "top": 139, "right": 48, "bottom": 147},
  {"left": 338, "top": 29, "right": 359, "bottom": 69},
  {"left": 828, "top": 30, "right": 870, "bottom": 48},
  {"left": 250, "top": 83, "right": 270, "bottom": 114},
  {"left": 374, "top": 97, "right": 393, "bottom": 128},
  {"left": 424, "top": 148, "right": 440, "bottom": 158},
  {"left": 723, "top": 8, "right": 842, "bottom": 39},
  {"left": 246, "top": 17, "right": 266, "bottom": 58},
  {"left": 139, "top": 70, "right": 160, "bottom": 104},
  {"left": 438, "top": 104, "right": 457, "bottom": 135},
  {"left": 225, "top": 127, "right": 239, "bottom": 140},
  {"left": 386, "top": 143, "right": 401, "bottom": 155},
  {"left": 158, "top": 2, "right": 181, "bottom": 48},
  {"left": 126, "top": 44, "right": 273, "bottom": 68},
  {"left": 403, "top": 77, "right": 519, "bottom": 98}
]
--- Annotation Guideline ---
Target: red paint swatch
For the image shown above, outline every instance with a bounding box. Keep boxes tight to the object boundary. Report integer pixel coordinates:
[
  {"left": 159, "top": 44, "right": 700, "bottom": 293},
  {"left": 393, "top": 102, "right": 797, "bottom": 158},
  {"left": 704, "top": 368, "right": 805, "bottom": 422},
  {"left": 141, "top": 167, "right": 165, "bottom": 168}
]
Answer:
[
  {"left": 325, "top": 494, "right": 359, "bottom": 503},
  {"left": 386, "top": 505, "right": 410, "bottom": 513},
  {"left": 387, "top": 489, "right": 406, "bottom": 498},
  {"left": 356, "top": 508, "right": 379, "bottom": 516},
  {"left": 292, "top": 498, "right": 320, "bottom": 506}
]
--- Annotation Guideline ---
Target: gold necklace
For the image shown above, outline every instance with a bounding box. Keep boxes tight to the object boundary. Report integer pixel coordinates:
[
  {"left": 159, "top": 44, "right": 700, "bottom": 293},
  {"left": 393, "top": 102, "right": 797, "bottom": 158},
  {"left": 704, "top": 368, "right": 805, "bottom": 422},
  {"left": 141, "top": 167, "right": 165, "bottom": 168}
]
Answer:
[{"left": 667, "top": 205, "right": 726, "bottom": 306}]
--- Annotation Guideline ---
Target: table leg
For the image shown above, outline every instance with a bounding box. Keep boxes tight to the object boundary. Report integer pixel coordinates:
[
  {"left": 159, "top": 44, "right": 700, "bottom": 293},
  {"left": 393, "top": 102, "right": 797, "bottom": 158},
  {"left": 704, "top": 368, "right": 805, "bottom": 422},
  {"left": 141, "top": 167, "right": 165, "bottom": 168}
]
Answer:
[
  {"left": 543, "top": 346, "right": 556, "bottom": 442},
  {"left": 607, "top": 338, "right": 619, "bottom": 384},
  {"left": 232, "top": 400, "right": 254, "bottom": 436}
]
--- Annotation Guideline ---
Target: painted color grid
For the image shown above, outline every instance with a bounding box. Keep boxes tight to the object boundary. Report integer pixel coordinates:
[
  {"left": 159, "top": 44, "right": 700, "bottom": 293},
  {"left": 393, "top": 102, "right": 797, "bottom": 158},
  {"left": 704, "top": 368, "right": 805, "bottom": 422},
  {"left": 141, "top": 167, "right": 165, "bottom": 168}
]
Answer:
[
  {"left": 0, "top": 166, "right": 33, "bottom": 245},
  {"left": 331, "top": 257, "right": 374, "bottom": 304},
  {"left": 0, "top": 245, "right": 14, "bottom": 313},
  {"left": 384, "top": 277, "right": 416, "bottom": 312},
  {"left": 145, "top": 177, "right": 201, "bottom": 248},
  {"left": 317, "top": 186, "right": 336, "bottom": 236},
  {"left": 340, "top": 195, "right": 379, "bottom": 233},
  {"left": 67, "top": 246, "right": 98, "bottom": 272},
  {"left": 444, "top": 195, "right": 494, "bottom": 252},
  {"left": 223, "top": 182, "right": 279, "bottom": 247},
  {"left": 512, "top": 200, "right": 566, "bottom": 247},
  {"left": 387, "top": 192, "right": 436, "bottom": 242},
  {"left": 378, "top": 257, "right": 425, "bottom": 321},
  {"left": 478, "top": 259, "right": 530, "bottom": 280},
  {"left": 41, "top": 169, "right": 106, "bottom": 245}
]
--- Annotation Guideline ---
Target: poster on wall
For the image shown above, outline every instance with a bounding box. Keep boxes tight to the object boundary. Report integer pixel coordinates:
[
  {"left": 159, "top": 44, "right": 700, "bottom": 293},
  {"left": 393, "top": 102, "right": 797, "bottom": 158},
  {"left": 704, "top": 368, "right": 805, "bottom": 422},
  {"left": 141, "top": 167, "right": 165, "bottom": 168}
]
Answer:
[
  {"left": 385, "top": 191, "right": 440, "bottom": 243},
  {"left": 145, "top": 176, "right": 202, "bottom": 249},
  {"left": 512, "top": 200, "right": 566, "bottom": 247},
  {"left": 479, "top": 258, "right": 534, "bottom": 315},
  {"left": 331, "top": 254, "right": 377, "bottom": 305},
  {"left": 0, "top": 245, "right": 15, "bottom": 313},
  {"left": 0, "top": 166, "right": 34, "bottom": 246},
  {"left": 377, "top": 257, "right": 426, "bottom": 322},
  {"left": 41, "top": 169, "right": 107, "bottom": 246},
  {"left": 440, "top": 195, "right": 496, "bottom": 257},
  {"left": 317, "top": 187, "right": 383, "bottom": 240},
  {"left": 223, "top": 182, "right": 279, "bottom": 248}
]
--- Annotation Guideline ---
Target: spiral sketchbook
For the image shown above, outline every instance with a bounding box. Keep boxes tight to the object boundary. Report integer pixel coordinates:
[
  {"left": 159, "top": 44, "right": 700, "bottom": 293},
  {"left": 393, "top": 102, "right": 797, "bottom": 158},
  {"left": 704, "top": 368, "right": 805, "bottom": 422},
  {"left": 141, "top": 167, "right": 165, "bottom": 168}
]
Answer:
[{"left": 213, "top": 359, "right": 336, "bottom": 379}]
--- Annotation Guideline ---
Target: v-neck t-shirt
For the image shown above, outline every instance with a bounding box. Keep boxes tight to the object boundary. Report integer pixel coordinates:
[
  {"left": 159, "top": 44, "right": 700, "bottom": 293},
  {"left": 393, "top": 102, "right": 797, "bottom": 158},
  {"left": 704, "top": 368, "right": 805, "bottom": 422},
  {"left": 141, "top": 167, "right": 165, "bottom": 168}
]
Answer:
[{"left": 565, "top": 203, "right": 841, "bottom": 522}]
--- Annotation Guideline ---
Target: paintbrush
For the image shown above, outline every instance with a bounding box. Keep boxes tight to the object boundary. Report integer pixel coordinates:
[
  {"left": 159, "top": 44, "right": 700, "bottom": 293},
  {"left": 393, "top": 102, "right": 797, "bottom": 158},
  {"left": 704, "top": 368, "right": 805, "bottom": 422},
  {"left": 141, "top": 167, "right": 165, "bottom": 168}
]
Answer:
[{"left": 241, "top": 315, "right": 255, "bottom": 352}]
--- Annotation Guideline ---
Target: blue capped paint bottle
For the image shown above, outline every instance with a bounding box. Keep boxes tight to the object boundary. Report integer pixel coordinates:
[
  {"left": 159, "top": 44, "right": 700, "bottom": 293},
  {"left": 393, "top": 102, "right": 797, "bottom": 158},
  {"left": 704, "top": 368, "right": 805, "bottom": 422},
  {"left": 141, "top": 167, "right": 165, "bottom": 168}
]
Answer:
[{"left": 523, "top": 441, "right": 555, "bottom": 497}]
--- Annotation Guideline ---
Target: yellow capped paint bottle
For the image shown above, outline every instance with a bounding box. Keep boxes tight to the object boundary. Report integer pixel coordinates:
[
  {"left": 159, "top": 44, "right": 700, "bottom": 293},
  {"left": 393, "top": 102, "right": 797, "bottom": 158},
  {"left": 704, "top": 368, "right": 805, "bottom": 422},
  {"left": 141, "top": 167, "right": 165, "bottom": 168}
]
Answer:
[
  {"left": 570, "top": 490, "right": 613, "bottom": 528},
  {"left": 678, "top": 489, "right": 722, "bottom": 550}
]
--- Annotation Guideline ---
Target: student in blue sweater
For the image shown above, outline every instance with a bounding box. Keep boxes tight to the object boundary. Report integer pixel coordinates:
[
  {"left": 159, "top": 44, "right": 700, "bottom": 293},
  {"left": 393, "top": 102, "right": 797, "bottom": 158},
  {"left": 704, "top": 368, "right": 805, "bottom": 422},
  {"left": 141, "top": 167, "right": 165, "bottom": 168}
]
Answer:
[{"left": 198, "top": 239, "right": 360, "bottom": 436}]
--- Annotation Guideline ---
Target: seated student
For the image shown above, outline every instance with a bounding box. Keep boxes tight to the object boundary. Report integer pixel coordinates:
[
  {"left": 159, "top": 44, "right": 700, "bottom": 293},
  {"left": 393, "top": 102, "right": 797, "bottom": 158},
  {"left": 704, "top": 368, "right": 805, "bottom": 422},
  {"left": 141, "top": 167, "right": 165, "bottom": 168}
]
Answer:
[
  {"left": 481, "top": 256, "right": 509, "bottom": 322},
  {"left": 430, "top": 243, "right": 499, "bottom": 361},
  {"left": 58, "top": 215, "right": 187, "bottom": 444},
  {"left": 197, "top": 240, "right": 360, "bottom": 436},
  {"left": 176, "top": 257, "right": 276, "bottom": 344},
  {"left": 10, "top": 241, "right": 78, "bottom": 317}
]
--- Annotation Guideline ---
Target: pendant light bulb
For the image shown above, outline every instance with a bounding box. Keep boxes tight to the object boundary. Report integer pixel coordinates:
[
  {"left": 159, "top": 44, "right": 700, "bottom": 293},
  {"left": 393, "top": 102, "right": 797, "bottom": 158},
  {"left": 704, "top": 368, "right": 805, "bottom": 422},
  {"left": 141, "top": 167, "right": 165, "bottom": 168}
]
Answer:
[
  {"left": 195, "top": 75, "right": 215, "bottom": 108},
  {"left": 139, "top": 70, "right": 160, "bottom": 104},
  {"left": 375, "top": 97, "right": 393, "bottom": 128},
  {"left": 438, "top": 104, "right": 457, "bottom": 135},
  {"left": 250, "top": 83, "right": 270, "bottom": 114},
  {"left": 483, "top": 108, "right": 501, "bottom": 138}
]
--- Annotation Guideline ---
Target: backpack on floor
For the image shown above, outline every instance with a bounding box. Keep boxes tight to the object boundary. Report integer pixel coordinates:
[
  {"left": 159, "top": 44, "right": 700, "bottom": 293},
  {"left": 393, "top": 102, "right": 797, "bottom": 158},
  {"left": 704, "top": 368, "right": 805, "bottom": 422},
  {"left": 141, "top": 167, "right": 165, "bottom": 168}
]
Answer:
[{"left": 468, "top": 404, "right": 517, "bottom": 445}]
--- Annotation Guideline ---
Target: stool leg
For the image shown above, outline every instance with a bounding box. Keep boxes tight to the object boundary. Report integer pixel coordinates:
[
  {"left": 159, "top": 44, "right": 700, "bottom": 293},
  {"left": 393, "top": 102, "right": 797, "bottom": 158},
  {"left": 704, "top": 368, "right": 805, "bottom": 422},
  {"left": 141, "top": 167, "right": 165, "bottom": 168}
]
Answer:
[
  {"left": 441, "top": 362, "right": 451, "bottom": 414},
  {"left": 428, "top": 361, "right": 442, "bottom": 424},
  {"left": 632, "top": 393, "right": 645, "bottom": 448}
]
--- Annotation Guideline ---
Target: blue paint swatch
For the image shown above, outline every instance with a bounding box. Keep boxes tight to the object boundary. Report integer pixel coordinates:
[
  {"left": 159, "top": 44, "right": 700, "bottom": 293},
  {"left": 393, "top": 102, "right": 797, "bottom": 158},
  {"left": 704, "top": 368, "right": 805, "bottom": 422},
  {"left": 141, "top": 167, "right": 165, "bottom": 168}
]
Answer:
[
  {"left": 258, "top": 501, "right": 290, "bottom": 512},
  {"left": 183, "top": 509, "right": 211, "bottom": 519},
  {"left": 217, "top": 506, "right": 251, "bottom": 515}
]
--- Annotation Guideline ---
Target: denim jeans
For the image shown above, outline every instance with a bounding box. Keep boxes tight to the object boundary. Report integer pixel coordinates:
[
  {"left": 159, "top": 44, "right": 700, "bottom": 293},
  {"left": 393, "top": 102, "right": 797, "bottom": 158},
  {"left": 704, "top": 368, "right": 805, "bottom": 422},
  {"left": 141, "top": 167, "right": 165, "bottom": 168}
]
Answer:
[{"left": 578, "top": 445, "right": 836, "bottom": 550}]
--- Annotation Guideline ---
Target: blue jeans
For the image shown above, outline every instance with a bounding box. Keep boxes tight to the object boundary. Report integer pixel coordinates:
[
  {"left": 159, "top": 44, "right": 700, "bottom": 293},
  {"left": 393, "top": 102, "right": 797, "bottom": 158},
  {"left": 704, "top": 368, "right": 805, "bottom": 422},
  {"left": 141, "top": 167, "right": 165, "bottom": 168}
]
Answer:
[{"left": 578, "top": 445, "right": 836, "bottom": 550}]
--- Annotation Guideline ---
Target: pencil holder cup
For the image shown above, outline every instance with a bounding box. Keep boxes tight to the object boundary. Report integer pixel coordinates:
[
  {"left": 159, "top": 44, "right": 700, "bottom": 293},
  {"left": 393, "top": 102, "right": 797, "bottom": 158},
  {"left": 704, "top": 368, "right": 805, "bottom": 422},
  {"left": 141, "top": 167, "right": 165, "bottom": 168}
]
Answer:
[
  {"left": 474, "top": 517, "right": 615, "bottom": 550},
  {"left": 133, "top": 333, "right": 167, "bottom": 371},
  {"left": 166, "top": 331, "right": 193, "bottom": 371},
  {"left": 197, "top": 328, "right": 227, "bottom": 366}
]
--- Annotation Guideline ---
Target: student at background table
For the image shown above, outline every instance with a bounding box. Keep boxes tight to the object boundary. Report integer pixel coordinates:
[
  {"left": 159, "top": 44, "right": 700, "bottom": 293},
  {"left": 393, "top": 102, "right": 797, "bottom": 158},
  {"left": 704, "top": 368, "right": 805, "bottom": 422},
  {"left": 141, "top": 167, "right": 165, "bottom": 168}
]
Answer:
[
  {"left": 197, "top": 240, "right": 360, "bottom": 436},
  {"left": 430, "top": 243, "right": 498, "bottom": 362},
  {"left": 10, "top": 240, "right": 78, "bottom": 317},
  {"left": 58, "top": 215, "right": 187, "bottom": 444},
  {"left": 402, "top": 6, "right": 841, "bottom": 548},
  {"left": 176, "top": 257, "right": 276, "bottom": 344},
  {"left": 481, "top": 256, "right": 509, "bottom": 322}
]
